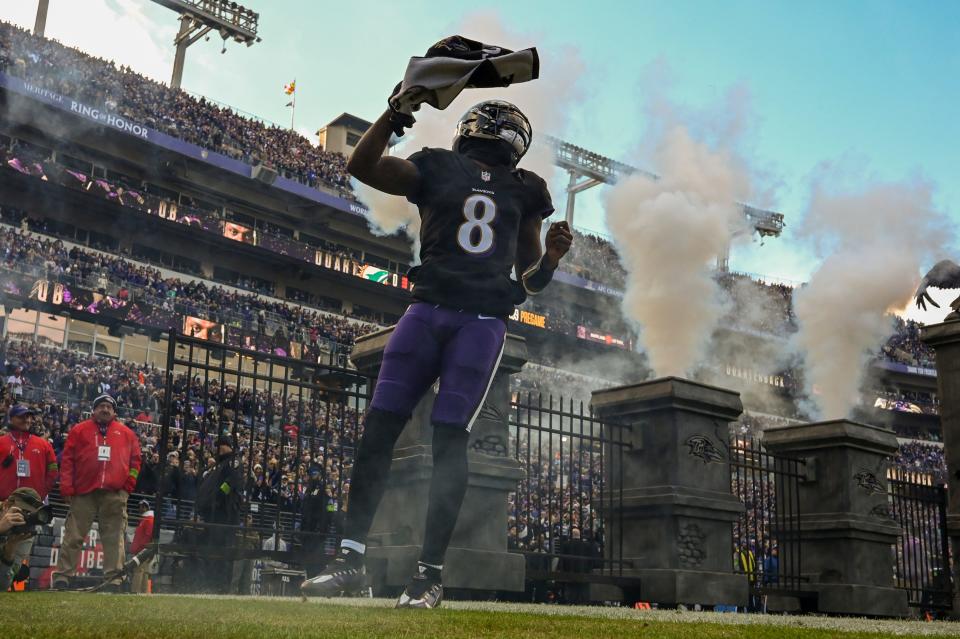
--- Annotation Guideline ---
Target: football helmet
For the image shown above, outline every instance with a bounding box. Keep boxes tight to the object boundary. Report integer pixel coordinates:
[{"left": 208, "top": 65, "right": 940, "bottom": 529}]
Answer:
[{"left": 453, "top": 100, "right": 532, "bottom": 165}]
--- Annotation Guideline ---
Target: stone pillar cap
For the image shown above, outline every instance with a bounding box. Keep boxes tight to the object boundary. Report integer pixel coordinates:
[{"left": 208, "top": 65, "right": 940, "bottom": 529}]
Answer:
[
  {"left": 764, "top": 419, "right": 899, "bottom": 455},
  {"left": 591, "top": 376, "right": 742, "bottom": 421},
  {"left": 921, "top": 319, "right": 960, "bottom": 348}
]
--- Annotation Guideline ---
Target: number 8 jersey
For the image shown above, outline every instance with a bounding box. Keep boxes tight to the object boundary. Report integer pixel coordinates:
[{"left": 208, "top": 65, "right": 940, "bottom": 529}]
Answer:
[{"left": 405, "top": 147, "right": 554, "bottom": 317}]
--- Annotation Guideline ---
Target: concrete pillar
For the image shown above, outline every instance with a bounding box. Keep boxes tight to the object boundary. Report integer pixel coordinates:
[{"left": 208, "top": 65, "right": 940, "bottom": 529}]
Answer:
[
  {"left": 590, "top": 377, "right": 748, "bottom": 607},
  {"left": 921, "top": 320, "right": 960, "bottom": 617},
  {"left": 764, "top": 420, "right": 908, "bottom": 617},
  {"left": 350, "top": 327, "right": 526, "bottom": 593}
]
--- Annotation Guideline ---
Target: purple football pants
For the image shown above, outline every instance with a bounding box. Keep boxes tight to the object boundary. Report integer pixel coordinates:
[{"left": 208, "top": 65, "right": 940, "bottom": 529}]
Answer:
[{"left": 369, "top": 302, "right": 507, "bottom": 430}]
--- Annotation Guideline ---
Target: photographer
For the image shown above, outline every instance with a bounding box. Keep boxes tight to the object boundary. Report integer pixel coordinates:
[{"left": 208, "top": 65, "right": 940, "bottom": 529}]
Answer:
[
  {"left": 0, "top": 487, "right": 48, "bottom": 592},
  {"left": 0, "top": 405, "right": 58, "bottom": 590}
]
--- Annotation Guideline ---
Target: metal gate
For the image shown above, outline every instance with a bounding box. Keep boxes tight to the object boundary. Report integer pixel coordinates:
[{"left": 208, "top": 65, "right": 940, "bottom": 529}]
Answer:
[
  {"left": 507, "top": 392, "right": 635, "bottom": 598},
  {"left": 730, "top": 436, "right": 806, "bottom": 598},
  {"left": 888, "top": 469, "right": 953, "bottom": 610},
  {"left": 154, "top": 330, "right": 372, "bottom": 568}
]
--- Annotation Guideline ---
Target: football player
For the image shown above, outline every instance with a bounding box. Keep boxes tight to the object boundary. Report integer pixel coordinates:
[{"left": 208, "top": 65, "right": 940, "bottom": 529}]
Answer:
[{"left": 301, "top": 94, "right": 572, "bottom": 608}]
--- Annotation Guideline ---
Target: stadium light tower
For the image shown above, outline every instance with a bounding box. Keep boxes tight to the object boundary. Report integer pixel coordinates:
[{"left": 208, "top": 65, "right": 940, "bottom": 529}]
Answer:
[
  {"left": 151, "top": 0, "right": 261, "bottom": 89},
  {"left": 33, "top": 0, "right": 50, "bottom": 37},
  {"left": 549, "top": 135, "right": 785, "bottom": 271}
]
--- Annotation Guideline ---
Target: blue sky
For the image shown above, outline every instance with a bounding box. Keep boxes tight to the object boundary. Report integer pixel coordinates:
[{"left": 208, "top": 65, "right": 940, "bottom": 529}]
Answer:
[{"left": 3, "top": 0, "right": 959, "bottom": 289}]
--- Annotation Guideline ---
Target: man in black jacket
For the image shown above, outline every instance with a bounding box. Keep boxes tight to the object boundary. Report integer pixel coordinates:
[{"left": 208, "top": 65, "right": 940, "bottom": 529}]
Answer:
[{"left": 195, "top": 435, "right": 243, "bottom": 593}]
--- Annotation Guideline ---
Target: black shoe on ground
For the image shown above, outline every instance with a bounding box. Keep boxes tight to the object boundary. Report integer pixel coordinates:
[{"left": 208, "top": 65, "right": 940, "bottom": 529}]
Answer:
[
  {"left": 395, "top": 566, "right": 443, "bottom": 609},
  {"left": 300, "top": 550, "right": 365, "bottom": 597}
]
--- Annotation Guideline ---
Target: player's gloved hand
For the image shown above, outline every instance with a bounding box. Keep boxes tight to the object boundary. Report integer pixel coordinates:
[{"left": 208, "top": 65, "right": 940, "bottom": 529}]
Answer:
[
  {"left": 543, "top": 221, "right": 573, "bottom": 269},
  {"left": 387, "top": 82, "right": 420, "bottom": 137}
]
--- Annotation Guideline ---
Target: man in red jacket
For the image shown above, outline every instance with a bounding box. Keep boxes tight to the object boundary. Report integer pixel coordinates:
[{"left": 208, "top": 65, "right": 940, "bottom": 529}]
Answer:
[
  {"left": 0, "top": 404, "right": 58, "bottom": 591},
  {"left": 129, "top": 499, "right": 154, "bottom": 593},
  {"left": 0, "top": 405, "right": 58, "bottom": 501},
  {"left": 52, "top": 394, "right": 141, "bottom": 589}
]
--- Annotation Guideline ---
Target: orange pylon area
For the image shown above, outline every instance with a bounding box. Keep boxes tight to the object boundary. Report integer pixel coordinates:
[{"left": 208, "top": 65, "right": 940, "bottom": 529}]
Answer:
[{"left": 634, "top": 602, "right": 652, "bottom": 610}]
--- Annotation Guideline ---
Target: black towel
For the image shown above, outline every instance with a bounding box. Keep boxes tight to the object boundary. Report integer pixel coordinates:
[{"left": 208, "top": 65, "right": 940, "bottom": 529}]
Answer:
[{"left": 389, "top": 35, "right": 539, "bottom": 119}]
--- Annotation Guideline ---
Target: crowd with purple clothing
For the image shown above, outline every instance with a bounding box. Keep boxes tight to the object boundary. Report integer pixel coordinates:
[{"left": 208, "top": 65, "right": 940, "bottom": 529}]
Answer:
[
  {"left": 0, "top": 221, "right": 378, "bottom": 348},
  {"left": 895, "top": 442, "right": 947, "bottom": 483},
  {"left": 0, "top": 21, "right": 352, "bottom": 197}
]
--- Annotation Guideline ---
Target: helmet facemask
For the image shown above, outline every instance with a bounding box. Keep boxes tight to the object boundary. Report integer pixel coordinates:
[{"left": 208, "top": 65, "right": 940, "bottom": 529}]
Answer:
[{"left": 454, "top": 101, "right": 532, "bottom": 167}]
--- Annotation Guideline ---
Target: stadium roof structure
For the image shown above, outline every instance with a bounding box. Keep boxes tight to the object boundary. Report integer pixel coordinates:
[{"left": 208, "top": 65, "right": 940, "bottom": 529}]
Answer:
[
  {"left": 324, "top": 113, "right": 373, "bottom": 133},
  {"left": 547, "top": 135, "right": 785, "bottom": 245}
]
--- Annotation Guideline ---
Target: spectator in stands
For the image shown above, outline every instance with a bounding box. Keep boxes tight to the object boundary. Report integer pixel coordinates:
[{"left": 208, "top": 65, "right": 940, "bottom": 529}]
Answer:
[
  {"left": 5, "top": 366, "right": 24, "bottom": 400},
  {"left": 52, "top": 394, "right": 141, "bottom": 590},
  {"left": 0, "top": 22, "right": 354, "bottom": 198}
]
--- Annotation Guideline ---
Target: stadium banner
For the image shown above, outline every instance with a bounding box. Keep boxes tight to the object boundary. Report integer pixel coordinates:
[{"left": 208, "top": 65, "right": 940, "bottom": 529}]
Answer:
[
  {"left": 576, "top": 325, "right": 632, "bottom": 350},
  {"left": 554, "top": 270, "right": 624, "bottom": 298},
  {"left": 183, "top": 316, "right": 224, "bottom": 342},
  {"left": 258, "top": 232, "right": 313, "bottom": 263},
  {"left": 509, "top": 308, "right": 547, "bottom": 329},
  {"left": 222, "top": 221, "right": 257, "bottom": 245},
  {"left": 0, "top": 71, "right": 362, "bottom": 218},
  {"left": 21, "top": 276, "right": 177, "bottom": 328},
  {"left": 873, "top": 397, "right": 925, "bottom": 414},
  {"left": 53, "top": 160, "right": 219, "bottom": 231},
  {"left": 313, "top": 249, "right": 412, "bottom": 290},
  {"left": 872, "top": 359, "right": 936, "bottom": 378}
]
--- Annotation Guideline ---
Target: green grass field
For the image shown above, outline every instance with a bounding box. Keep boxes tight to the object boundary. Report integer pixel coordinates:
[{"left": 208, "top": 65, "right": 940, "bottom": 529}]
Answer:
[{"left": 9, "top": 593, "right": 959, "bottom": 639}]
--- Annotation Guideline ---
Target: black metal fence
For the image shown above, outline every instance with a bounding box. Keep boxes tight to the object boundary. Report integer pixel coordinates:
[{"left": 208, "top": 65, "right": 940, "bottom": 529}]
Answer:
[
  {"left": 729, "top": 436, "right": 806, "bottom": 597},
  {"left": 507, "top": 392, "right": 634, "bottom": 595},
  {"left": 888, "top": 469, "right": 953, "bottom": 610},
  {"left": 154, "top": 331, "right": 372, "bottom": 565}
]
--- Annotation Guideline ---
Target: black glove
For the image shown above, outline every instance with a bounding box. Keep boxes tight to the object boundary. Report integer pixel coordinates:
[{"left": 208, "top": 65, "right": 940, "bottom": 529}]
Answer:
[{"left": 387, "top": 81, "right": 416, "bottom": 137}]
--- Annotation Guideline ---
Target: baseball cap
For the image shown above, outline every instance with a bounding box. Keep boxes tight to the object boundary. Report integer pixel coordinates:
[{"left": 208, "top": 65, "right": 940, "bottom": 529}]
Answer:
[
  {"left": 8, "top": 405, "right": 37, "bottom": 419},
  {"left": 7, "top": 487, "right": 42, "bottom": 513},
  {"left": 92, "top": 394, "right": 117, "bottom": 409},
  {"left": 215, "top": 434, "right": 234, "bottom": 448}
]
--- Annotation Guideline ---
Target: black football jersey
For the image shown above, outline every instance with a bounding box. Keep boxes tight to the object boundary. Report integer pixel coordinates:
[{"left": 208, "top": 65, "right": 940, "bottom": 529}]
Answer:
[{"left": 405, "top": 147, "right": 554, "bottom": 317}]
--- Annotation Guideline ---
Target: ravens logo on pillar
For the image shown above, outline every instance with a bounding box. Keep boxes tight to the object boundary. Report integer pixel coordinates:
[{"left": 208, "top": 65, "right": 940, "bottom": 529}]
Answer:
[{"left": 685, "top": 434, "right": 724, "bottom": 464}]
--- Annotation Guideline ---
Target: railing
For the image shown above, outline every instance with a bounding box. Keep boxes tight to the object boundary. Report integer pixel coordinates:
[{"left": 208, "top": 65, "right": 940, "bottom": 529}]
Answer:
[
  {"left": 888, "top": 469, "right": 953, "bottom": 609},
  {"left": 154, "top": 331, "right": 372, "bottom": 555},
  {"left": 730, "top": 436, "right": 807, "bottom": 596},
  {"left": 507, "top": 393, "right": 635, "bottom": 596}
]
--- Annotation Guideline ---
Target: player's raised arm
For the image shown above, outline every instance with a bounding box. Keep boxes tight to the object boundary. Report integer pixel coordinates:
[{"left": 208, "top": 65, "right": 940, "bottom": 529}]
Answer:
[{"left": 346, "top": 108, "right": 421, "bottom": 198}]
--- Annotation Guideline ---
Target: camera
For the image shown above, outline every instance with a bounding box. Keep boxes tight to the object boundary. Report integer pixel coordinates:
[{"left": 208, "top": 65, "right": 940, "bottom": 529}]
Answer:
[{"left": 9, "top": 504, "right": 53, "bottom": 535}]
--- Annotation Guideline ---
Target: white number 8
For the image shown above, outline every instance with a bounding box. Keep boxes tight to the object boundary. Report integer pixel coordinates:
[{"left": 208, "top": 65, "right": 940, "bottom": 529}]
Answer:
[{"left": 458, "top": 194, "right": 497, "bottom": 254}]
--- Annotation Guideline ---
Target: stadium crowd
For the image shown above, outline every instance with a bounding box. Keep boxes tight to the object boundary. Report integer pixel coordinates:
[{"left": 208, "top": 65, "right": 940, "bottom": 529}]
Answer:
[
  {"left": 894, "top": 442, "right": 947, "bottom": 483},
  {"left": 0, "top": 218, "right": 378, "bottom": 348},
  {"left": 882, "top": 317, "right": 936, "bottom": 369},
  {"left": 0, "top": 21, "right": 352, "bottom": 197}
]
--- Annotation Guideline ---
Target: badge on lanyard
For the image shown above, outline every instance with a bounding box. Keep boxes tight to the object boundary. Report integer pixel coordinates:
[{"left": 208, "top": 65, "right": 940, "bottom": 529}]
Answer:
[
  {"left": 16, "top": 459, "right": 30, "bottom": 478},
  {"left": 98, "top": 445, "right": 112, "bottom": 462}
]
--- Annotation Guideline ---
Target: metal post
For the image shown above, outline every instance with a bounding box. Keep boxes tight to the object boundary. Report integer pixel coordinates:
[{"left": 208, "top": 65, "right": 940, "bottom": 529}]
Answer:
[
  {"left": 33, "top": 0, "right": 49, "bottom": 37},
  {"left": 170, "top": 16, "right": 192, "bottom": 89},
  {"left": 564, "top": 170, "right": 577, "bottom": 226}
]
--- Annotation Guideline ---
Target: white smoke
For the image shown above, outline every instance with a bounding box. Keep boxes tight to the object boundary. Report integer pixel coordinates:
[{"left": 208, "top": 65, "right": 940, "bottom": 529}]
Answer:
[
  {"left": 792, "top": 177, "right": 952, "bottom": 419},
  {"left": 604, "top": 126, "right": 750, "bottom": 377}
]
